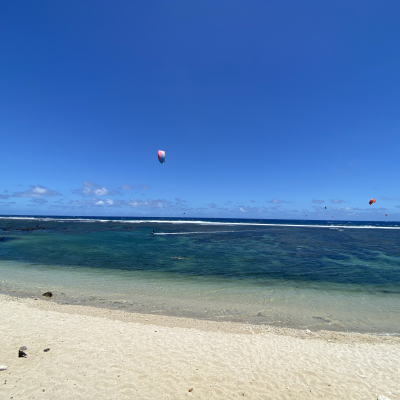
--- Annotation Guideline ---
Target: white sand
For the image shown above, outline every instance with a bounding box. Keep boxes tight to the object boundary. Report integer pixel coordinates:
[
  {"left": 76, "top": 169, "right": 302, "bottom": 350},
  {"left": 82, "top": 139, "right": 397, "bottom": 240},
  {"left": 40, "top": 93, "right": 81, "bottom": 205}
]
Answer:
[{"left": 1, "top": 293, "right": 399, "bottom": 399}]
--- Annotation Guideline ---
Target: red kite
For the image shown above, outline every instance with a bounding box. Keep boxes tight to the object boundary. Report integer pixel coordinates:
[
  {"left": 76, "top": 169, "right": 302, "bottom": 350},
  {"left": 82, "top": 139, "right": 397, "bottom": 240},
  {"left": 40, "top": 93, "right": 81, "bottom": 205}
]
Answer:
[{"left": 369, "top": 198, "right": 376, "bottom": 205}]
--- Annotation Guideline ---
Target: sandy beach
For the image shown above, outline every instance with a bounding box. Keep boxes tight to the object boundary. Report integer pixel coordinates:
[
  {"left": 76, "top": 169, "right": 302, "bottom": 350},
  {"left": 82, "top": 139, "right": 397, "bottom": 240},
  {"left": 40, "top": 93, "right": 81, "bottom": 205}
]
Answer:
[{"left": 0, "top": 293, "right": 399, "bottom": 400}]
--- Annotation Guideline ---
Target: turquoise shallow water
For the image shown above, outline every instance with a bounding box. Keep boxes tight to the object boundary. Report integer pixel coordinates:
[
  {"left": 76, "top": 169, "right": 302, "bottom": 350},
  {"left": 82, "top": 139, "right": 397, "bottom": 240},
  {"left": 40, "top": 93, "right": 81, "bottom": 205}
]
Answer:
[{"left": 0, "top": 216, "right": 399, "bottom": 334}]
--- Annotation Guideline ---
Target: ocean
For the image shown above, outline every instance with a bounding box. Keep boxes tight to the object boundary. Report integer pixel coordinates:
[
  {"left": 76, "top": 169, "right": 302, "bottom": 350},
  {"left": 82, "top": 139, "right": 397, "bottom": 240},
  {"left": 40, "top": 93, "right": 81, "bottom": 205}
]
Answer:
[{"left": 1, "top": 216, "right": 399, "bottom": 335}]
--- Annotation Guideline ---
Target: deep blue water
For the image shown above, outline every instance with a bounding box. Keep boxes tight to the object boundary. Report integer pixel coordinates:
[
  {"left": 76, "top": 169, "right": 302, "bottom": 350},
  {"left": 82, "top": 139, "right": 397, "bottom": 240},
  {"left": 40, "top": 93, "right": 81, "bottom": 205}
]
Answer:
[{"left": 1, "top": 216, "right": 400, "bottom": 333}]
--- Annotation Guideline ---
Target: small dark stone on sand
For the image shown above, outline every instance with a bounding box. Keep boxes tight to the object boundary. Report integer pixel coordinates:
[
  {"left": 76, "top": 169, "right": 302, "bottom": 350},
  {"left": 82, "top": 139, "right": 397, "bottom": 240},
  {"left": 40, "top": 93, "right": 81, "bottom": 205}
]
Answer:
[
  {"left": 18, "top": 350, "right": 27, "bottom": 358},
  {"left": 42, "top": 292, "right": 53, "bottom": 297},
  {"left": 44, "top": 348, "right": 50, "bottom": 352}
]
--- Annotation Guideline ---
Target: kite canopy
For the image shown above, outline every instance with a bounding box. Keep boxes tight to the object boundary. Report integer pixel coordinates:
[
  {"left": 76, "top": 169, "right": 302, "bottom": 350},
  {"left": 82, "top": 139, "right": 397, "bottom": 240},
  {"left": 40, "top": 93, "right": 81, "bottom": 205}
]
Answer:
[
  {"left": 158, "top": 150, "right": 165, "bottom": 164},
  {"left": 369, "top": 198, "right": 376, "bottom": 205}
]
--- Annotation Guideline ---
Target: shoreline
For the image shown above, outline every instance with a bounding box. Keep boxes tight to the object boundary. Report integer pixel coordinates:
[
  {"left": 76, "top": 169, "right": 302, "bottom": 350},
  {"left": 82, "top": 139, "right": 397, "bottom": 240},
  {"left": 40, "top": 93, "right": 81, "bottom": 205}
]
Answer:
[
  {"left": 1, "top": 293, "right": 399, "bottom": 399},
  {"left": 1, "top": 281, "right": 400, "bottom": 338},
  {"left": 2, "top": 292, "right": 400, "bottom": 344}
]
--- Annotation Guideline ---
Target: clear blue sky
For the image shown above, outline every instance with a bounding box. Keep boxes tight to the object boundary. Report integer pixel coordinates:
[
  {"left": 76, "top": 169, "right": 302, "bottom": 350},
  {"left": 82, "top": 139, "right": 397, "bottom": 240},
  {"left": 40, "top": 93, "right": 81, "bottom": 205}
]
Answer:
[{"left": 1, "top": 1, "right": 399, "bottom": 220}]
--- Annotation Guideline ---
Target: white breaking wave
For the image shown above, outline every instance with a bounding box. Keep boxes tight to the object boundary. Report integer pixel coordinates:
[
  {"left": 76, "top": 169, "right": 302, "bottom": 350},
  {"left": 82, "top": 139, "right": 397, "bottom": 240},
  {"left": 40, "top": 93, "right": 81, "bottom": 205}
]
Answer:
[
  {"left": 0, "top": 216, "right": 400, "bottom": 230},
  {"left": 154, "top": 230, "right": 256, "bottom": 235}
]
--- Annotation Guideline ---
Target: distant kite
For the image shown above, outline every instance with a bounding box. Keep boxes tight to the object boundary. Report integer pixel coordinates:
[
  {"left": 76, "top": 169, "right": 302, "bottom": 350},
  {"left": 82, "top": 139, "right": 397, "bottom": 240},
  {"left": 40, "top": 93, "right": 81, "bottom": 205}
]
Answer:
[
  {"left": 324, "top": 206, "right": 327, "bottom": 209},
  {"left": 369, "top": 198, "right": 376, "bottom": 205},
  {"left": 158, "top": 150, "right": 166, "bottom": 164},
  {"left": 385, "top": 214, "right": 387, "bottom": 217}
]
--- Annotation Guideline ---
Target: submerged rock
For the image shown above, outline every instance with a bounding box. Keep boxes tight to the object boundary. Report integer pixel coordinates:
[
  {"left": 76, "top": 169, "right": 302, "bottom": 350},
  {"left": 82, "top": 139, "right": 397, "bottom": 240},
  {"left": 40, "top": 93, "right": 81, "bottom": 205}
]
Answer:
[
  {"left": 0, "top": 237, "right": 15, "bottom": 243},
  {"left": 43, "top": 348, "right": 50, "bottom": 352},
  {"left": 42, "top": 292, "right": 53, "bottom": 297},
  {"left": 16, "top": 225, "right": 45, "bottom": 231}
]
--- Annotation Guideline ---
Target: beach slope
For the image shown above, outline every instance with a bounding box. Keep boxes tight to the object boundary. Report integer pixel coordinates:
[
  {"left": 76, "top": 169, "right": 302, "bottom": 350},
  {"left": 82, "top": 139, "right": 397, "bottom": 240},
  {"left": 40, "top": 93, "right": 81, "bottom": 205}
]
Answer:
[{"left": 0, "top": 294, "right": 399, "bottom": 399}]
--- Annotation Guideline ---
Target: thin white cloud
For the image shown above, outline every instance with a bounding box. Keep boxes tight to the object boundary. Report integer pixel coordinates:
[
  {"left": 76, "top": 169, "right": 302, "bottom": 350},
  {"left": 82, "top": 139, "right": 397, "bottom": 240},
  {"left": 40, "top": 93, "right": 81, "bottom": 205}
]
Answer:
[
  {"left": 312, "top": 199, "right": 325, "bottom": 204},
  {"left": 234, "top": 205, "right": 268, "bottom": 213},
  {"left": 330, "top": 199, "right": 345, "bottom": 204},
  {"left": 73, "top": 181, "right": 117, "bottom": 197},
  {"left": 266, "top": 199, "right": 289, "bottom": 204},
  {"left": 28, "top": 198, "right": 48, "bottom": 205},
  {"left": 67, "top": 197, "right": 128, "bottom": 208},
  {"left": 332, "top": 206, "right": 363, "bottom": 211},
  {"left": 121, "top": 184, "right": 134, "bottom": 190},
  {"left": 0, "top": 185, "right": 62, "bottom": 199},
  {"left": 269, "top": 206, "right": 281, "bottom": 211},
  {"left": 129, "top": 198, "right": 167, "bottom": 209}
]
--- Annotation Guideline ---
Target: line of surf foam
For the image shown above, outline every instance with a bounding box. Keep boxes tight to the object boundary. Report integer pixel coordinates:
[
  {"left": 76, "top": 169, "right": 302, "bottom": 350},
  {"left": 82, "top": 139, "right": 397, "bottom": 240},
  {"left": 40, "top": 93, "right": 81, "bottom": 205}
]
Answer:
[
  {"left": 154, "top": 230, "right": 257, "bottom": 235},
  {"left": 125, "top": 221, "right": 400, "bottom": 230},
  {"left": 0, "top": 216, "right": 399, "bottom": 229}
]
